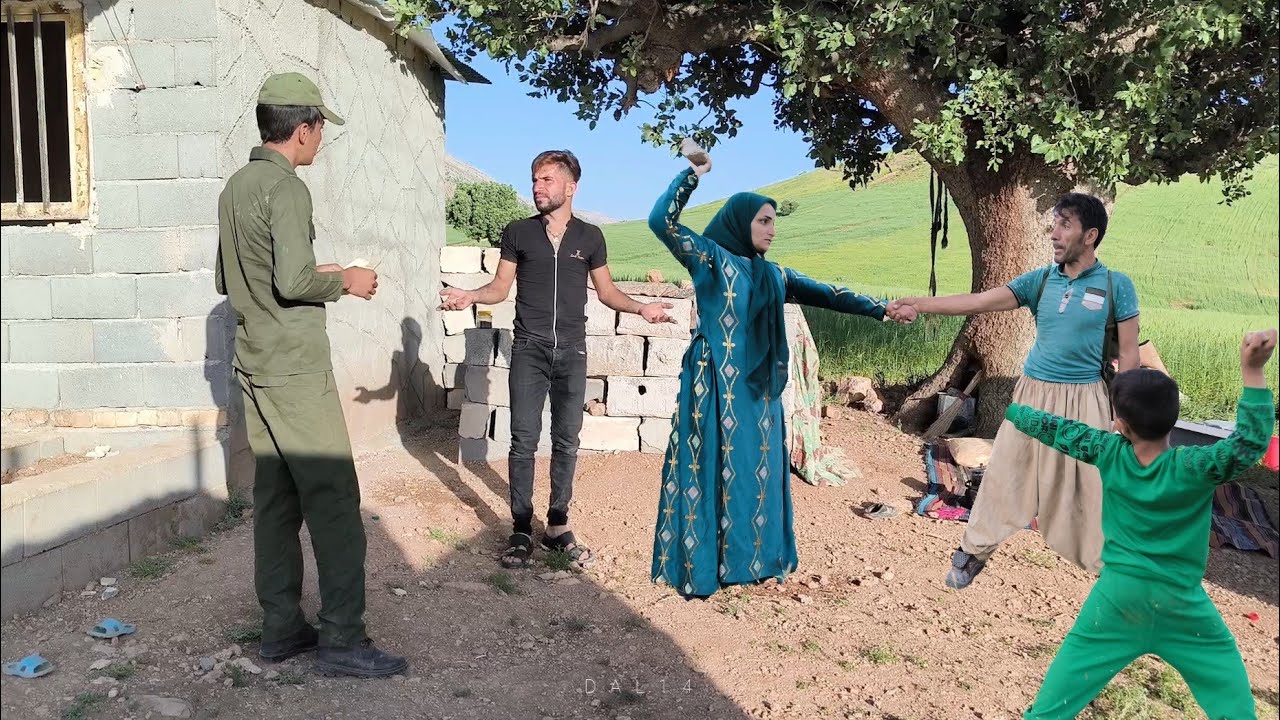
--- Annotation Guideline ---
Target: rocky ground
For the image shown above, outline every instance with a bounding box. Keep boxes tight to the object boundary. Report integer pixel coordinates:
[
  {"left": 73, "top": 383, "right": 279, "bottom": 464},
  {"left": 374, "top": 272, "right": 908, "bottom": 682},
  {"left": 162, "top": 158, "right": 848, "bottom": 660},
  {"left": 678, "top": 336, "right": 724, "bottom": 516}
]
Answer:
[{"left": 2, "top": 412, "right": 1277, "bottom": 720}]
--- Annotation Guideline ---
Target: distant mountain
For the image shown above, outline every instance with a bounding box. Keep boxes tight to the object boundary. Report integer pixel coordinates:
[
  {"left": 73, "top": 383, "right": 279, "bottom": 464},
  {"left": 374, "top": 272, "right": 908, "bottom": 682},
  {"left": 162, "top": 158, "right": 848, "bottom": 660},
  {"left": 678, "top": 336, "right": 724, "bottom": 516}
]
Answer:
[{"left": 443, "top": 155, "right": 619, "bottom": 226}]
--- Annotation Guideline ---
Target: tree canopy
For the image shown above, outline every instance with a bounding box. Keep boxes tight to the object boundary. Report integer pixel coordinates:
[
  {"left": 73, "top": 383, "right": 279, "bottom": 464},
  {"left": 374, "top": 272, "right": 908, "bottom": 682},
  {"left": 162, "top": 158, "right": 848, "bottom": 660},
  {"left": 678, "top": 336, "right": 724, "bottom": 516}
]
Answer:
[
  {"left": 399, "top": 0, "right": 1277, "bottom": 199},
  {"left": 446, "top": 181, "right": 529, "bottom": 246}
]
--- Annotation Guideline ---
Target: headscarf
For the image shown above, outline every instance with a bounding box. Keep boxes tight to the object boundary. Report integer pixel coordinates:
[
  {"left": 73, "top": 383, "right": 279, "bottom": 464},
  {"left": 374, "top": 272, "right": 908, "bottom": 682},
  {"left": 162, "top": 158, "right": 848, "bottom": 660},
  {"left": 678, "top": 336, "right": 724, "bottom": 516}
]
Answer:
[{"left": 701, "top": 192, "right": 788, "bottom": 399}]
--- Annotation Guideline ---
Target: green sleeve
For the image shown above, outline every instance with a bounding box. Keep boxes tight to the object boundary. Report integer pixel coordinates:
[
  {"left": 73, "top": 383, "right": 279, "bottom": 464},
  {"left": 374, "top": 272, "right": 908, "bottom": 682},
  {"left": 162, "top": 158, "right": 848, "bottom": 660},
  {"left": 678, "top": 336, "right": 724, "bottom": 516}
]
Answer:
[
  {"left": 215, "top": 250, "right": 227, "bottom": 295},
  {"left": 647, "top": 169, "right": 722, "bottom": 275},
  {"left": 1179, "top": 387, "right": 1276, "bottom": 485},
  {"left": 269, "top": 177, "right": 344, "bottom": 304},
  {"left": 782, "top": 267, "right": 887, "bottom": 320},
  {"left": 1005, "top": 403, "right": 1119, "bottom": 466}
]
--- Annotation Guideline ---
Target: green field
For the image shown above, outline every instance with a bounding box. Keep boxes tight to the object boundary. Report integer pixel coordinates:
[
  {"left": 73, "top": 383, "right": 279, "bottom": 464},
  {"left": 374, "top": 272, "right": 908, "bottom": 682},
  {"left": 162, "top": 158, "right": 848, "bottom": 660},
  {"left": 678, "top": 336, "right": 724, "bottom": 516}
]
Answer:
[{"left": 452, "top": 154, "right": 1280, "bottom": 420}]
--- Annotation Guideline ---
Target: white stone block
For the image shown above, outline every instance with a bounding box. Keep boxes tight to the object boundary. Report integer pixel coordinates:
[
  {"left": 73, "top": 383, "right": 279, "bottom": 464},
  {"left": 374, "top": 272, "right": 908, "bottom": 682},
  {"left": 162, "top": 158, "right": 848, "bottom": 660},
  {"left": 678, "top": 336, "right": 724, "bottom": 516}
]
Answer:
[
  {"left": 616, "top": 297, "right": 693, "bottom": 339},
  {"left": 586, "top": 335, "right": 644, "bottom": 377},
  {"left": 478, "top": 301, "right": 516, "bottom": 330},
  {"left": 443, "top": 334, "right": 467, "bottom": 364},
  {"left": 482, "top": 248, "right": 502, "bottom": 273},
  {"left": 464, "top": 366, "right": 510, "bottom": 407},
  {"left": 446, "top": 389, "right": 465, "bottom": 410},
  {"left": 606, "top": 376, "right": 680, "bottom": 418},
  {"left": 440, "top": 273, "right": 494, "bottom": 290},
  {"left": 644, "top": 337, "right": 687, "bottom": 377},
  {"left": 639, "top": 417, "right": 673, "bottom": 454},
  {"left": 440, "top": 246, "right": 483, "bottom": 274},
  {"left": 585, "top": 289, "right": 616, "bottom": 335},
  {"left": 443, "top": 309, "right": 475, "bottom": 335},
  {"left": 441, "top": 364, "right": 465, "bottom": 389},
  {"left": 579, "top": 416, "right": 640, "bottom": 452},
  {"left": 585, "top": 378, "right": 605, "bottom": 404},
  {"left": 458, "top": 403, "right": 492, "bottom": 440}
]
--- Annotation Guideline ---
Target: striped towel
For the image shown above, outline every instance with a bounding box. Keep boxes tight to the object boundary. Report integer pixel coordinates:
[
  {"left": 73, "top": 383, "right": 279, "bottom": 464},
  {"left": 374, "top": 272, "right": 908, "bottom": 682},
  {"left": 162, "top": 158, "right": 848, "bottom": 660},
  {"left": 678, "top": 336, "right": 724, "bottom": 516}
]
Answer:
[{"left": 1210, "top": 483, "right": 1279, "bottom": 558}]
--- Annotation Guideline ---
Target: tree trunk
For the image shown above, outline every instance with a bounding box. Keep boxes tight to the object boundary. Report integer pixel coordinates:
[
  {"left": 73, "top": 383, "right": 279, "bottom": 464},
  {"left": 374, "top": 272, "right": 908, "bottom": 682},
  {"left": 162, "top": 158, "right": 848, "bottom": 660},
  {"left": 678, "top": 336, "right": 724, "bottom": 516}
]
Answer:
[{"left": 892, "top": 155, "right": 1073, "bottom": 436}]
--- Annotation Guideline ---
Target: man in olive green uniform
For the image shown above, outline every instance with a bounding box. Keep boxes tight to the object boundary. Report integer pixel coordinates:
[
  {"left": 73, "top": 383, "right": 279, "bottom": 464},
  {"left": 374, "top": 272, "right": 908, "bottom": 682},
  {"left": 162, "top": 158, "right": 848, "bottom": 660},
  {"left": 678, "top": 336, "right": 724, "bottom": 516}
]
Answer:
[{"left": 215, "top": 73, "right": 406, "bottom": 678}]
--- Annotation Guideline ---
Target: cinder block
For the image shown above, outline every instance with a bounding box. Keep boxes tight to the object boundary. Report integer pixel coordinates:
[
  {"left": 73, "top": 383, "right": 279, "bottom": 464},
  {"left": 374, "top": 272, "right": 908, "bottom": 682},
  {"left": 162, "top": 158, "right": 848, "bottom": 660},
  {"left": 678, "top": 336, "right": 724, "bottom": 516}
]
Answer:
[
  {"left": 586, "top": 335, "right": 644, "bottom": 377},
  {"left": 0, "top": 277, "right": 52, "bottom": 319},
  {"left": 639, "top": 417, "right": 673, "bottom": 454},
  {"left": 440, "top": 273, "right": 494, "bottom": 290},
  {"left": 585, "top": 289, "right": 616, "bottom": 335},
  {"left": 137, "top": 179, "right": 221, "bottom": 227},
  {"left": 179, "top": 314, "right": 231, "bottom": 363},
  {"left": 128, "top": 504, "right": 181, "bottom": 561},
  {"left": 181, "top": 227, "right": 219, "bottom": 271},
  {"left": 443, "top": 309, "right": 475, "bottom": 335},
  {"left": 93, "top": 229, "right": 183, "bottom": 274},
  {"left": 1, "top": 547, "right": 63, "bottom": 619},
  {"left": 137, "top": 272, "right": 221, "bottom": 317},
  {"left": 606, "top": 376, "right": 680, "bottom": 418},
  {"left": 462, "top": 328, "right": 497, "bottom": 366},
  {"left": 1, "top": 365, "right": 60, "bottom": 408},
  {"left": 489, "top": 406, "right": 553, "bottom": 451},
  {"left": 458, "top": 402, "right": 492, "bottom": 440},
  {"left": 144, "top": 362, "right": 228, "bottom": 407},
  {"left": 482, "top": 248, "right": 502, "bottom": 273},
  {"left": 458, "top": 437, "right": 513, "bottom": 463},
  {"left": 645, "top": 337, "right": 687, "bottom": 377},
  {"left": 88, "top": 91, "right": 138, "bottom": 136},
  {"left": 464, "top": 365, "right": 510, "bottom": 407},
  {"left": 60, "top": 522, "right": 130, "bottom": 592},
  {"left": 94, "top": 182, "right": 141, "bottom": 228},
  {"left": 617, "top": 297, "right": 693, "bottom": 339},
  {"left": 124, "top": 42, "right": 176, "bottom": 88},
  {"left": 578, "top": 415, "right": 640, "bottom": 452},
  {"left": 8, "top": 231, "right": 93, "bottom": 275},
  {"left": 9, "top": 321, "right": 94, "bottom": 362},
  {"left": 440, "top": 246, "right": 483, "bottom": 274},
  {"left": 1, "top": 504, "right": 23, "bottom": 566},
  {"left": 51, "top": 276, "right": 138, "bottom": 319},
  {"left": 0, "top": 322, "right": 8, "bottom": 361},
  {"left": 23, "top": 477, "right": 99, "bottom": 555},
  {"left": 133, "top": 0, "right": 217, "bottom": 40},
  {"left": 92, "top": 134, "right": 179, "bottom": 181},
  {"left": 94, "top": 319, "right": 182, "bottom": 362},
  {"left": 1, "top": 234, "right": 9, "bottom": 275},
  {"left": 175, "top": 42, "right": 215, "bottom": 87},
  {"left": 478, "top": 300, "right": 515, "bottom": 330},
  {"left": 445, "top": 388, "right": 465, "bottom": 410},
  {"left": 136, "top": 87, "right": 220, "bottom": 134},
  {"left": 58, "top": 365, "right": 142, "bottom": 408},
  {"left": 585, "top": 378, "right": 605, "bottom": 404},
  {"left": 178, "top": 134, "right": 218, "bottom": 178}
]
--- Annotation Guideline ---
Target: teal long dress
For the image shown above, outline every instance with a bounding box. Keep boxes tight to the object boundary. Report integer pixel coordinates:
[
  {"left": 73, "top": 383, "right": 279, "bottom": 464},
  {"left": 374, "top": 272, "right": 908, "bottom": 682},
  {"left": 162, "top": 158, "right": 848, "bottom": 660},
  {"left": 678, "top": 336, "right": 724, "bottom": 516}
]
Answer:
[{"left": 648, "top": 168, "right": 891, "bottom": 598}]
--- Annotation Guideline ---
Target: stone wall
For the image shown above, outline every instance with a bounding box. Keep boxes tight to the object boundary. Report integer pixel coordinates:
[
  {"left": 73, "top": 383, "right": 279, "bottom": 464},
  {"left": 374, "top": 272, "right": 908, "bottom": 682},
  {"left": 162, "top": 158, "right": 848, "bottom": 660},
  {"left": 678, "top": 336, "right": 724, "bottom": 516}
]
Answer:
[
  {"left": 1, "top": 0, "right": 450, "bottom": 456},
  {"left": 439, "top": 246, "right": 809, "bottom": 462}
]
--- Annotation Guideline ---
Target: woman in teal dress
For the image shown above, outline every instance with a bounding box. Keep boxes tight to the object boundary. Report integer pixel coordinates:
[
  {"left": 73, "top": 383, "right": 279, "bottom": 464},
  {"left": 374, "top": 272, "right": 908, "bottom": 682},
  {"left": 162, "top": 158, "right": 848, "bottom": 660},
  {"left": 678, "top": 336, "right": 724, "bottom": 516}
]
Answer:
[{"left": 649, "top": 145, "right": 910, "bottom": 598}]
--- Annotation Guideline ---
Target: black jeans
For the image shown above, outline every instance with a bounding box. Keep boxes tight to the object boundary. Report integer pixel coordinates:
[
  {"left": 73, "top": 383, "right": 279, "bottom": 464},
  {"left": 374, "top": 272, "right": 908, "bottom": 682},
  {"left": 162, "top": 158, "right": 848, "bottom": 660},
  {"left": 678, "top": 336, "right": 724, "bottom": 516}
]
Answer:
[{"left": 507, "top": 337, "right": 587, "bottom": 535}]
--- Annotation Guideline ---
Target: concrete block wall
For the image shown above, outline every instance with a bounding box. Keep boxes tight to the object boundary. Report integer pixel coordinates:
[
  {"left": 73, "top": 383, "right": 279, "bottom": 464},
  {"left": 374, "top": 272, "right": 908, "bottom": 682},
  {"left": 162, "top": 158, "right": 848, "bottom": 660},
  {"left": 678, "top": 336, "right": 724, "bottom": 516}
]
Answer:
[{"left": 439, "top": 246, "right": 812, "bottom": 462}]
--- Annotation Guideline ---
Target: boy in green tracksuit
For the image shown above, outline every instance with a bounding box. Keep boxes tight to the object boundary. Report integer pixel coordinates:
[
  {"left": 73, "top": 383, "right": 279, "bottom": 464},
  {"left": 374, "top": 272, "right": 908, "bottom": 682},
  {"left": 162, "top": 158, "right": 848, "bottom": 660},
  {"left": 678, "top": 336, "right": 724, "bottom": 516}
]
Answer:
[{"left": 1010, "top": 329, "right": 1276, "bottom": 720}]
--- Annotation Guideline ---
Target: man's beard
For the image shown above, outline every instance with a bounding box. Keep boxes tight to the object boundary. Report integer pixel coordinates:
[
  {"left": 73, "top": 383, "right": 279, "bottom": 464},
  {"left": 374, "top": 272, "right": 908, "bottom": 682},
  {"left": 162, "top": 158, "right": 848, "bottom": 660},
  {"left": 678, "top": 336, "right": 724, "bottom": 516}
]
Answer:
[{"left": 536, "top": 194, "right": 565, "bottom": 213}]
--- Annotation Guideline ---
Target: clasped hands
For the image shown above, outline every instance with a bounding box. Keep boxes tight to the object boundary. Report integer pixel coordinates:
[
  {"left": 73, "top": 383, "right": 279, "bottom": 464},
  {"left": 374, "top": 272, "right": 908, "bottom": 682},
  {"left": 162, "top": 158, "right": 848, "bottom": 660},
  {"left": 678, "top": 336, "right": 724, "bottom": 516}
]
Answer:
[{"left": 885, "top": 299, "right": 919, "bottom": 325}]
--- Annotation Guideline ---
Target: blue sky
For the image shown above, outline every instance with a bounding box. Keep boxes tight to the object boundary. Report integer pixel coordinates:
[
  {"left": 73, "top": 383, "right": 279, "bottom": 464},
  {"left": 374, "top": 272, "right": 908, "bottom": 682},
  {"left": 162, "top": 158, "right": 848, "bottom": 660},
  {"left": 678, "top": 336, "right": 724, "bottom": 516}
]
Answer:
[{"left": 441, "top": 53, "right": 817, "bottom": 221}]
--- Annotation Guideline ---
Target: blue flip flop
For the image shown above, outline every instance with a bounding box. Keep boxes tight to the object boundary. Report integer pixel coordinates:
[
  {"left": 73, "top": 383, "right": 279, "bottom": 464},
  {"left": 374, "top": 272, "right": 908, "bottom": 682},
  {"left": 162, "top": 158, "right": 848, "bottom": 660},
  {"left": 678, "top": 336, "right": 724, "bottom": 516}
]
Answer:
[
  {"left": 86, "top": 618, "right": 135, "bottom": 639},
  {"left": 2, "top": 654, "right": 54, "bottom": 679}
]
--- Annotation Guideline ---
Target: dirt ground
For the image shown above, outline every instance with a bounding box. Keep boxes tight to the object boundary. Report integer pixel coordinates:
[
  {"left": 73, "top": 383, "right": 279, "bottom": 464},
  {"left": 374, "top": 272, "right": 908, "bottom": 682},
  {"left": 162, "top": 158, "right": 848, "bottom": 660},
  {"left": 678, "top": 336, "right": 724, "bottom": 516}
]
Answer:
[{"left": 2, "top": 412, "right": 1277, "bottom": 720}]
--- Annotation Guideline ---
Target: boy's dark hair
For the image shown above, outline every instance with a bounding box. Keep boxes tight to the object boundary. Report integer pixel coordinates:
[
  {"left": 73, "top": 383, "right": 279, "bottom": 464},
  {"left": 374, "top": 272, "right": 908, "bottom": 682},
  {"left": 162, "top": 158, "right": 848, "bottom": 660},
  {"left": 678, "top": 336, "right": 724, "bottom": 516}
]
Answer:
[
  {"left": 531, "top": 150, "right": 582, "bottom": 182},
  {"left": 256, "top": 104, "right": 324, "bottom": 144},
  {"left": 1054, "top": 193, "right": 1109, "bottom": 248},
  {"left": 1110, "top": 368, "right": 1181, "bottom": 440}
]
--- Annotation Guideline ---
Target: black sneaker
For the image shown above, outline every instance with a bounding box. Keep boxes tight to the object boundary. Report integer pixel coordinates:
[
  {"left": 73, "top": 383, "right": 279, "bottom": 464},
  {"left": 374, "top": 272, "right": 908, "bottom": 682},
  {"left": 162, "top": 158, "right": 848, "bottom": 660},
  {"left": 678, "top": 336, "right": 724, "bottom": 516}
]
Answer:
[
  {"left": 315, "top": 639, "right": 408, "bottom": 678},
  {"left": 259, "top": 625, "right": 319, "bottom": 662},
  {"left": 945, "top": 549, "right": 986, "bottom": 590}
]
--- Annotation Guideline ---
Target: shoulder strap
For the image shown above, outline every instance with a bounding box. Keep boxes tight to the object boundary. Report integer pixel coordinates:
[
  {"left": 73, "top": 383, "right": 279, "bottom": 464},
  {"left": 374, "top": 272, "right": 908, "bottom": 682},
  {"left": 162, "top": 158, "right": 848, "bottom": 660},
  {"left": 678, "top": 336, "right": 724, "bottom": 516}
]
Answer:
[
  {"left": 1032, "top": 265, "right": 1052, "bottom": 310},
  {"left": 1106, "top": 271, "right": 1116, "bottom": 327}
]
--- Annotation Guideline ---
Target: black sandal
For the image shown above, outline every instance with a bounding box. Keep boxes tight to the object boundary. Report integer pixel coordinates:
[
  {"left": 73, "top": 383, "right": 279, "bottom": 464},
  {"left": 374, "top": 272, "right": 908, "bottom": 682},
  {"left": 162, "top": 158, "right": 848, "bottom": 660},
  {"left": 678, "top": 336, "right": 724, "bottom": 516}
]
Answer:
[
  {"left": 540, "top": 530, "right": 594, "bottom": 569},
  {"left": 501, "top": 532, "right": 534, "bottom": 569}
]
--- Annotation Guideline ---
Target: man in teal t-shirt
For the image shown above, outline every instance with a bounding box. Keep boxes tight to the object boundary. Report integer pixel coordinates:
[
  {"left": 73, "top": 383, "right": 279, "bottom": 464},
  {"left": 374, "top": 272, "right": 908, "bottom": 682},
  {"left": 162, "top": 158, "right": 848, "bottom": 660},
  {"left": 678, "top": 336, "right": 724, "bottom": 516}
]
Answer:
[
  {"left": 891, "top": 193, "right": 1141, "bottom": 588},
  {"left": 1012, "top": 330, "right": 1275, "bottom": 719}
]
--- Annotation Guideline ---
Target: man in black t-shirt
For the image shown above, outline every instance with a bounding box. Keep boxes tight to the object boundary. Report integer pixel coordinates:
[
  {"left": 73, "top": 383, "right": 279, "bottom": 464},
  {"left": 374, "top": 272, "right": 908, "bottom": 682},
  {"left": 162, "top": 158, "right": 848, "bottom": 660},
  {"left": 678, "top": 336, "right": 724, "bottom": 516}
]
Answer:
[{"left": 439, "top": 150, "right": 673, "bottom": 569}]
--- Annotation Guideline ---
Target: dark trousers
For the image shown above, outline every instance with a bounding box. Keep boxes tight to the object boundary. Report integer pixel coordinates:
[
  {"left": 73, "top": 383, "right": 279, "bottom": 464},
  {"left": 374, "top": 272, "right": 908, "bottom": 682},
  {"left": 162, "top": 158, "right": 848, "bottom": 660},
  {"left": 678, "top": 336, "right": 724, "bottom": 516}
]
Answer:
[
  {"left": 238, "top": 370, "right": 367, "bottom": 648},
  {"left": 507, "top": 337, "right": 587, "bottom": 535}
]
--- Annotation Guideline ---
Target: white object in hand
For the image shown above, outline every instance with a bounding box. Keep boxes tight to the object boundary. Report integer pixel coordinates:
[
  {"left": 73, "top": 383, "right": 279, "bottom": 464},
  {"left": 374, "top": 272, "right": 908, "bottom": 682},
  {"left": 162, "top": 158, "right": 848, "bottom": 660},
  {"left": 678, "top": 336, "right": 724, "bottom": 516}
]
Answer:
[
  {"left": 345, "top": 258, "right": 372, "bottom": 269},
  {"left": 680, "top": 138, "right": 710, "bottom": 165}
]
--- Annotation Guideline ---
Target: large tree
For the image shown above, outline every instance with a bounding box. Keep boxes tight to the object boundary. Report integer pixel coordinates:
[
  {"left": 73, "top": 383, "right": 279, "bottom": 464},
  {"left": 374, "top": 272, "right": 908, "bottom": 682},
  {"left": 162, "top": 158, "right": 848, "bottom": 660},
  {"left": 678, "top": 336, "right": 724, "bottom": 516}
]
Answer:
[{"left": 398, "top": 0, "right": 1278, "bottom": 432}]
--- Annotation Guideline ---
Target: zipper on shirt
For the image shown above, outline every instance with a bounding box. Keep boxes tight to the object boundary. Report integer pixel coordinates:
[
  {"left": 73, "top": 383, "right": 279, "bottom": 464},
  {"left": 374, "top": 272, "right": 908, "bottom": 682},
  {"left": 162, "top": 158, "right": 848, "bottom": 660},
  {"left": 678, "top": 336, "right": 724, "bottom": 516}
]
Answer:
[{"left": 552, "top": 243, "right": 560, "bottom": 349}]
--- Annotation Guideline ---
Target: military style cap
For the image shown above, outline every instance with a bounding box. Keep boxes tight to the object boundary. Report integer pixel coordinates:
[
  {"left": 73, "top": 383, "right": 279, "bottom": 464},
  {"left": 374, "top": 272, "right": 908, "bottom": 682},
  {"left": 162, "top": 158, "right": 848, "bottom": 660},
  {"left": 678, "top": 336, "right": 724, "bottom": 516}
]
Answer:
[{"left": 257, "top": 72, "right": 345, "bottom": 125}]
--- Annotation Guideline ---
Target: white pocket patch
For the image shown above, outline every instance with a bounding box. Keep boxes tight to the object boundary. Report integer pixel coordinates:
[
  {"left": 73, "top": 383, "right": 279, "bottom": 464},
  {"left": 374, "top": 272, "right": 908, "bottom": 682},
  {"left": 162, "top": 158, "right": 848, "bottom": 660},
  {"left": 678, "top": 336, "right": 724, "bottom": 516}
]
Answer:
[{"left": 1081, "top": 287, "right": 1107, "bottom": 311}]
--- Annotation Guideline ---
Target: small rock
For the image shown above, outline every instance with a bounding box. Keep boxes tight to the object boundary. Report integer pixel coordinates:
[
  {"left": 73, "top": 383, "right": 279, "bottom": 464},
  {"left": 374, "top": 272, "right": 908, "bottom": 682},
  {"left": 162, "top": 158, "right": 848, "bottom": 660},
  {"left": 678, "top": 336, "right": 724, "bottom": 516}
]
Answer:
[
  {"left": 198, "top": 657, "right": 215, "bottom": 673},
  {"left": 231, "top": 644, "right": 242, "bottom": 657},
  {"left": 645, "top": 270, "right": 664, "bottom": 283},
  {"left": 85, "top": 581, "right": 98, "bottom": 592},
  {"left": 91, "top": 676, "right": 117, "bottom": 685},
  {"left": 100, "top": 587, "right": 120, "bottom": 600},
  {"left": 91, "top": 645, "right": 117, "bottom": 656},
  {"left": 392, "top": 587, "right": 407, "bottom": 597},
  {"left": 557, "top": 578, "right": 581, "bottom": 587},
  {"left": 108, "top": 689, "right": 119, "bottom": 699},
  {"left": 81, "top": 591, "right": 99, "bottom": 597},
  {"left": 99, "top": 577, "right": 117, "bottom": 587},
  {"left": 90, "top": 659, "right": 112, "bottom": 671},
  {"left": 418, "top": 580, "right": 429, "bottom": 588},
  {"left": 586, "top": 400, "right": 607, "bottom": 416},
  {"left": 42, "top": 594, "right": 60, "bottom": 609},
  {"left": 231, "top": 657, "right": 262, "bottom": 675},
  {"left": 264, "top": 670, "right": 280, "bottom": 681},
  {"left": 537, "top": 572, "right": 558, "bottom": 581}
]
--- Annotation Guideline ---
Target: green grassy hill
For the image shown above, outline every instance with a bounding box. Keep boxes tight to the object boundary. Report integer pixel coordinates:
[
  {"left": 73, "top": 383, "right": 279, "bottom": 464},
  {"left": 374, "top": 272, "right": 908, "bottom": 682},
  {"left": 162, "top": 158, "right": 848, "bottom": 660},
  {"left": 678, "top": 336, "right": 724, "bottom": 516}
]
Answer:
[{"left": 452, "top": 154, "right": 1280, "bottom": 419}]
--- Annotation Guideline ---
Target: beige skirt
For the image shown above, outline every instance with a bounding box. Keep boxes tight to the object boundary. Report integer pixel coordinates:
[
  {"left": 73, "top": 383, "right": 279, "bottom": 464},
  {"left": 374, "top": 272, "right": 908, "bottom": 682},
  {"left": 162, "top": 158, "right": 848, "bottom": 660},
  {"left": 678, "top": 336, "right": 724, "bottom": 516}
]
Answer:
[{"left": 960, "top": 376, "right": 1111, "bottom": 572}]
